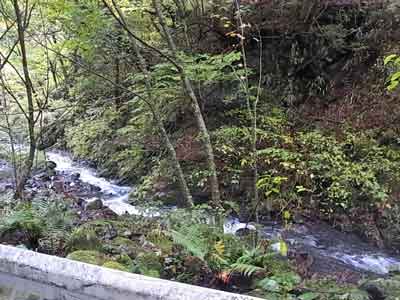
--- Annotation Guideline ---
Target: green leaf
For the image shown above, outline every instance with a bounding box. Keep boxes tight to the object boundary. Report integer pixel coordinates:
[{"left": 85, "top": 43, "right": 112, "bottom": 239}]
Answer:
[
  {"left": 279, "top": 240, "right": 288, "bottom": 257},
  {"left": 257, "top": 278, "right": 281, "bottom": 292},
  {"left": 391, "top": 71, "right": 400, "bottom": 82},
  {"left": 384, "top": 54, "right": 398, "bottom": 65}
]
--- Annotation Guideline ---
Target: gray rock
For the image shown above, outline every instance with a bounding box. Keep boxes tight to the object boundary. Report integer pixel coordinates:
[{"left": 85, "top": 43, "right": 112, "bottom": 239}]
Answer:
[
  {"left": 46, "top": 161, "right": 57, "bottom": 170},
  {"left": 360, "top": 276, "right": 400, "bottom": 300},
  {"left": 85, "top": 198, "right": 103, "bottom": 210}
]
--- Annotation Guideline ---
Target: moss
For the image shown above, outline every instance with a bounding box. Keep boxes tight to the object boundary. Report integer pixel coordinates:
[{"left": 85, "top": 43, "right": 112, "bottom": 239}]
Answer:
[
  {"left": 66, "top": 250, "right": 105, "bottom": 266},
  {"left": 116, "top": 254, "right": 133, "bottom": 268},
  {"left": 133, "top": 252, "right": 163, "bottom": 278},
  {"left": 146, "top": 230, "right": 174, "bottom": 254},
  {"left": 78, "top": 217, "right": 157, "bottom": 241},
  {"left": 102, "top": 261, "right": 131, "bottom": 272},
  {"left": 66, "top": 227, "right": 102, "bottom": 252},
  {"left": 105, "top": 237, "right": 143, "bottom": 258}
]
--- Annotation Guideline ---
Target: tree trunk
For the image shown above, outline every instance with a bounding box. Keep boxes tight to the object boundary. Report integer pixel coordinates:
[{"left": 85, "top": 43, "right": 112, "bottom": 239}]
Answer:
[
  {"left": 102, "top": 1, "right": 193, "bottom": 207},
  {"left": 153, "top": 0, "right": 221, "bottom": 207},
  {"left": 13, "top": 0, "right": 36, "bottom": 199}
]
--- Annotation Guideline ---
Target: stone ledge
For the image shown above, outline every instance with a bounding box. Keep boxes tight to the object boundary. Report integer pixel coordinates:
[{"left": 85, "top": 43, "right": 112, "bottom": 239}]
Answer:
[{"left": 0, "top": 244, "right": 261, "bottom": 300}]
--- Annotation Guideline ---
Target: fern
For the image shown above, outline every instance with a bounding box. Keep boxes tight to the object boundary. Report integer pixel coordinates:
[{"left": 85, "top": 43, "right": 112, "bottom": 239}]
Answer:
[
  {"left": 171, "top": 229, "right": 208, "bottom": 259},
  {"left": 170, "top": 224, "right": 230, "bottom": 271},
  {"left": 0, "top": 197, "right": 76, "bottom": 248},
  {"left": 231, "top": 262, "right": 264, "bottom": 277}
]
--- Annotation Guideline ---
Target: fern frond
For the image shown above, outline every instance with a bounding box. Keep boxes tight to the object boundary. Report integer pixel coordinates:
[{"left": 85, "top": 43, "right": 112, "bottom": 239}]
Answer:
[
  {"left": 231, "top": 263, "right": 264, "bottom": 277},
  {"left": 171, "top": 229, "right": 208, "bottom": 259}
]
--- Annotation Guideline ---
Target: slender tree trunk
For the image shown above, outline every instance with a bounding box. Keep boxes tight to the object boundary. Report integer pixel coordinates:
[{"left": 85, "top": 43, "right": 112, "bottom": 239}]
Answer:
[
  {"left": 153, "top": 0, "right": 221, "bottom": 207},
  {"left": 13, "top": 0, "right": 36, "bottom": 199},
  {"left": 114, "top": 56, "right": 122, "bottom": 107},
  {"left": 102, "top": 1, "right": 193, "bottom": 207},
  {"left": 235, "top": 0, "right": 262, "bottom": 219},
  {"left": 0, "top": 61, "right": 18, "bottom": 189}
]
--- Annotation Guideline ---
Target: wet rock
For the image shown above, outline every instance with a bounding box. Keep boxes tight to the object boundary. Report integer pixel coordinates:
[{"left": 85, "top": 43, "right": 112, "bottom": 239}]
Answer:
[
  {"left": 236, "top": 226, "right": 258, "bottom": 247},
  {"left": 46, "top": 161, "right": 57, "bottom": 170},
  {"left": 122, "top": 230, "right": 133, "bottom": 238},
  {"left": 51, "top": 180, "right": 65, "bottom": 193},
  {"left": 360, "top": 275, "right": 400, "bottom": 300},
  {"left": 71, "top": 172, "right": 80, "bottom": 180},
  {"left": 85, "top": 198, "right": 103, "bottom": 210},
  {"left": 236, "top": 227, "right": 257, "bottom": 237},
  {"left": 90, "top": 185, "right": 102, "bottom": 193},
  {"left": 34, "top": 172, "right": 51, "bottom": 182}
]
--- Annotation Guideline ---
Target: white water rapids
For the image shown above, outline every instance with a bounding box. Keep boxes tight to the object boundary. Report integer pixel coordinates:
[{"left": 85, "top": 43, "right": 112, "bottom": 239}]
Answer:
[
  {"left": 46, "top": 151, "right": 141, "bottom": 215},
  {"left": 37, "top": 151, "right": 400, "bottom": 275}
]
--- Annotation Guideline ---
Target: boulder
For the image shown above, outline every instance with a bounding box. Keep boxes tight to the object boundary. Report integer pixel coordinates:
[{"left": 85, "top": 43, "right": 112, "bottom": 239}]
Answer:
[
  {"left": 133, "top": 252, "right": 163, "bottom": 278},
  {"left": 66, "top": 227, "right": 102, "bottom": 252},
  {"left": 360, "top": 275, "right": 400, "bottom": 300},
  {"left": 46, "top": 161, "right": 57, "bottom": 170},
  {"left": 71, "top": 172, "right": 81, "bottom": 180},
  {"left": 85, "top": 198, "right": 103, "bottom": 210},
  {"left": 105, "top": 237, "right": 144, "bottom": 259}
]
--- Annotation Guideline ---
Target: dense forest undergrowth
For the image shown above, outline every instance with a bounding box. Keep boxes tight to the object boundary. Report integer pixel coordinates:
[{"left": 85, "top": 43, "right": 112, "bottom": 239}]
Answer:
[{"left": 1, "top": 0, "right": 400, "bottom": 299}]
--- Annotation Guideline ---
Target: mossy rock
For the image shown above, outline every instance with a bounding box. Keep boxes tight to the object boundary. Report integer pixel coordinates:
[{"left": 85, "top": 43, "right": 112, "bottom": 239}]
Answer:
[
  {"left": 102, "top": 261, "right": 130, "bottom": 272},
  {"left": 66, "top": 227, "right": 102, "bottom": 252},
  {"left": 66, "top": 250, "right": 105, "bottom": 266},
  {"left": 116, "top": 254, "right": 133, "bottom": 269},
  {"left": 360, "top": 275, "right": 400, "bottom": 300},
  {"left": 303, "top": 279, "right": 369, "bottom": 300},
  {"left": 105, "top": 237, "right": 143, "bottom": 258},
  {"left": 133, "top": 252, "right": 163, "bottom": 278},
  {"left": 146, "top": 230, "right": 174, "bottom": 254},
  {"left": 78, "top": 217, "right": 157, "bottom": 241}
]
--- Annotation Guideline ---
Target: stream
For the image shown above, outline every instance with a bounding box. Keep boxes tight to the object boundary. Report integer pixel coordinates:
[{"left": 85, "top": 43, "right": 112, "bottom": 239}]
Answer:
[{"left": 2, "top": 150, "right": 400, "bottom": 277}]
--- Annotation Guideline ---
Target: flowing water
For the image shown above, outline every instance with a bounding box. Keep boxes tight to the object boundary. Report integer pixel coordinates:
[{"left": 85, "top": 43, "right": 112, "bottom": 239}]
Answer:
[
  {"left": 3, "top": 150, "right": 400, "bottom": 276},
  {"left": 46, "top": 151, "right": 146, "bottom": 215}
]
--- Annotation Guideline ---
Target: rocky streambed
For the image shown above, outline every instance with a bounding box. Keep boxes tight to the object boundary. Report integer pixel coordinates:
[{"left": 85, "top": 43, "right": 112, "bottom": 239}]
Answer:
[
  {"left": 1, "top": 151, "right": 400, "bottom": 299},
  {"left": 40, "top": 151, "right": 400, "bottom": 277}
]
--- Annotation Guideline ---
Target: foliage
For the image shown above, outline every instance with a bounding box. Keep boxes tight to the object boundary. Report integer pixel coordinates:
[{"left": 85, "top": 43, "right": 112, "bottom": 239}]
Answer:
[
  {"left": 133, "top": 252, "right": 163, "bottom": 278},
  {"left": 0, "top": 196, "right": 75, "bottom": 248},
  {"left": 384, "top": 54, "right": 400, "bottom": 91},
  {"left": 66, "top": 227, "right": 102, "bottom": 252},
  {"left": 256, "top": 130, "right": 400, "bottom": 217}
]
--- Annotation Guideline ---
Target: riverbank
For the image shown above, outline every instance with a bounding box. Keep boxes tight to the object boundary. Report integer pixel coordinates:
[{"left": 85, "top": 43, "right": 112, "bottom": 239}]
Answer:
[{"left": 1, "top": 153, "right": 400, "bottom": 299}]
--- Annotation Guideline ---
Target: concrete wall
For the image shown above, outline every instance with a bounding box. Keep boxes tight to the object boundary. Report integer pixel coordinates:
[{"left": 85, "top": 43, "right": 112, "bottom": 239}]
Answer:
[{"left": 0, "top": 245, "right": 261, "bottom": 300}]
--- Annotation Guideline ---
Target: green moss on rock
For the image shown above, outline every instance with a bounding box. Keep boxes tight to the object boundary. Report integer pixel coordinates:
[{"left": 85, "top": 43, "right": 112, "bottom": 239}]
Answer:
[
  {"left": 66, "top": 250, "right": 105, "bottom": 265},
  {"left": 104, "top": 237, "right": 143, "bottom": 258},
  {"left": 102, "top": 261, "right": 130, "bottom": 272},
  {"left": 116, "top": 253, "right": 134, "bottom": 268},
  {"left": 77, "top": 217, "right": 157, "bottom": 241},
  {"left": 67, "top": 227, "right": 102, "bottom": 252},
  {"left": 133, "top": 252, "right": 163, "bottom": 278}
]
